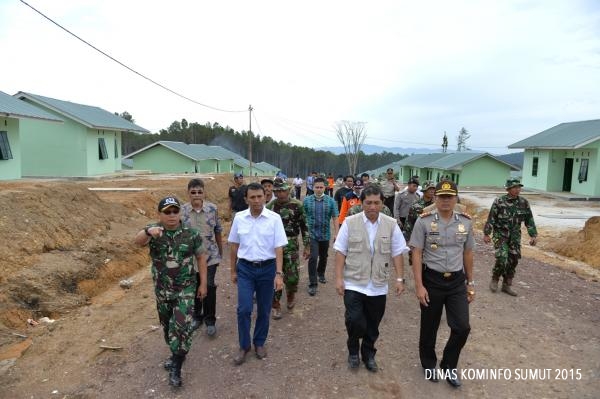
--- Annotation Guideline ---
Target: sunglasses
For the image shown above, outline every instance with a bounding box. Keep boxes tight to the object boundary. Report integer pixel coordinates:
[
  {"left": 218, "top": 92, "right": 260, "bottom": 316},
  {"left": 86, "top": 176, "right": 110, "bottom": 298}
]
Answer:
[
  {"left": 190, "top": 190, "right": 204, "bottom": 194},
  {"left": 162, "top": 209, "right": 180, "bottom": 215}
]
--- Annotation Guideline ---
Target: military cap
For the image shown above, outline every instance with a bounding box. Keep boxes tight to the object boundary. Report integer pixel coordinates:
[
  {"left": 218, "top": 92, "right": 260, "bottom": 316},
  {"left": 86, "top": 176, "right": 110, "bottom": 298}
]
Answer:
[
  {"left": 158, "top": 196, "right": 181, "bottom": 212},
  {"left": 422, "top": 181, "right": 436, "bottom": 191},
  {"left": 273, "top": 178, "right": 290, "bottom": 191},
  {"left": 435, "top": 180, "right": 458, "bottom": 196},
  {"left": 505, "top": 179, "right": 523, "bottom": 189}
]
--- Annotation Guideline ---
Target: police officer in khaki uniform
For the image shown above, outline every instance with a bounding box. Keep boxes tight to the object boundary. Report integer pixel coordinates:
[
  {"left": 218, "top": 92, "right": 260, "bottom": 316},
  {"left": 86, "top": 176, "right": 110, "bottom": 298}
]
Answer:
[{"left": 409, "top": 181, "right": 475, "bottom": 388}]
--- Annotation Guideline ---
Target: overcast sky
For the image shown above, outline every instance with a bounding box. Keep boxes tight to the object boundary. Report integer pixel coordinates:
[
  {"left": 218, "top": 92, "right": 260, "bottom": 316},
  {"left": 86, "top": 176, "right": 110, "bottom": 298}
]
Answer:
[{"left": 1, "top": 0, "right": 599, "bottom": 153}]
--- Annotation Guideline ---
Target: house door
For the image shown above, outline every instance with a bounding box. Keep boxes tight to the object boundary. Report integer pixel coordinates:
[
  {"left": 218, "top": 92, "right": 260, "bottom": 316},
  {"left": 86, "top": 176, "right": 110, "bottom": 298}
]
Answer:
[{"left": 562, "top": 158, "right": 573, "bottom": 192}]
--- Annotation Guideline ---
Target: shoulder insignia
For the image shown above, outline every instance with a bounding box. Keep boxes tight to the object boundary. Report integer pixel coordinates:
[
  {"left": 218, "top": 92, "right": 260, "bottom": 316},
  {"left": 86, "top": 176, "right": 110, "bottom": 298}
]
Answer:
[
  {"left": 422, "top": 203, "right": 437, "bottom": 213},
  {"left": 458, "top": 212, "right": 472, "bottom": 219},
  {"left": 420, "top": 211, "right": 433, "bottom": 218}
]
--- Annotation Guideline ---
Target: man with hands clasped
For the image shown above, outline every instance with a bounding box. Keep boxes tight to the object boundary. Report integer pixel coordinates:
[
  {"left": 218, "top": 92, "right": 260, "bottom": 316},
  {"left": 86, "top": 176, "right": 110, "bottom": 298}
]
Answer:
[{"left": 334, "top": 184, "right": 408, "bottom": 373}]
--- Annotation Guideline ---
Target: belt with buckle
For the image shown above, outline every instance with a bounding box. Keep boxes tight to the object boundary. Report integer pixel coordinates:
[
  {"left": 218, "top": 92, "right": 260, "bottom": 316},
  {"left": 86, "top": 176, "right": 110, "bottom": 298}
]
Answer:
[
  {"left": 239, "top": 258, "right": 275, "bottom": 268},
  {"left": 423, "top": 264, "right": 461, "bottom": 279}
]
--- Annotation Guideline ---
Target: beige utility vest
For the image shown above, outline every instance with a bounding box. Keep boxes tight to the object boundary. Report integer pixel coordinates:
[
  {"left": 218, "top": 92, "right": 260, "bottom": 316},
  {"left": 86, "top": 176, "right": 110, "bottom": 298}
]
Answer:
[{"left": 344, "top": 213, "right": 397, "bottom": 287}]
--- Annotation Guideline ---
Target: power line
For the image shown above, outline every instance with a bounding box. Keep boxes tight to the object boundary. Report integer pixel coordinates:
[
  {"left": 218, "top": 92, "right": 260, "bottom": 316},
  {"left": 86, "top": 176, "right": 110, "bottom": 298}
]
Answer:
[{"left": 19, "top": 0, "right": 247, "bottom": 113}]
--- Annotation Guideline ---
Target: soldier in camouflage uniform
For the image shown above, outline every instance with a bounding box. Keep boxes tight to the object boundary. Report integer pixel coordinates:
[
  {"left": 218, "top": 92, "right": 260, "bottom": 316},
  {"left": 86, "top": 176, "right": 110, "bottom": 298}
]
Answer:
[
  {"left": 403, "top": 181, "right": 436, "bottom": 242},
  {"left": 267, "top": 178, "right": 310, "bottom": 319},
  {"left": 483, "top": 179, "right": 537, "bottom": 296},
  {"left": 134, "top": 196, "right": 208, "bottom": 387}
]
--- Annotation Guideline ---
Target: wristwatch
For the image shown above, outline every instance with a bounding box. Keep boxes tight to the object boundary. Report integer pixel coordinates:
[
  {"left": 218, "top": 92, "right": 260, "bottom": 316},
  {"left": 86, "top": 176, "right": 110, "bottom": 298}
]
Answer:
[
  {"left": 466, "top": 280, "right": 475, "bottom": 286},
  {"left": 275, "top": 271, "right": 284, "bottom": 278},
  {"left": 396, "top": 278, "right": 405, "bottom": 283}
]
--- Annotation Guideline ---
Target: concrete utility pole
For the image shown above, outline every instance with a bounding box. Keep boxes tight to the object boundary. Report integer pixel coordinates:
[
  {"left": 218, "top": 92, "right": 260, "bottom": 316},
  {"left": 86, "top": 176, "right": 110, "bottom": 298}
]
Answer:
[{"left": 248, "top": 104, "right": 253, "bottom": 177}]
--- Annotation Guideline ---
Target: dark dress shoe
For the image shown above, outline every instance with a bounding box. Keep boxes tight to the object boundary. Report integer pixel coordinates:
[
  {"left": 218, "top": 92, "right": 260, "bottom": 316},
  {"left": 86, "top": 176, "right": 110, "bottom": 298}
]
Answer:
[
  {"left": 364, "top": 357, "right": 378, "bottom": 372},
  {"left": 446, "top": 374, "right": 462, "bottom": 388},
  {"left": 233, "top": 348, "right": 250, "bottom": 365},
  {"left": 348, "top": 354, "right": 360, "bottom": 369},
  {"left": 163, "top": 357, "right": 173, "bottom": 371},
  {"left": 308, "top": 286, "right": 317, "bottom": 296},
  {"left": 255, "top": 345, "right": 267, "bottom": 359},
  {"left": 423, "top": 368, "right": 439, "bottom": 382},
  {"left": 318, "top": 275, "right": 327, "bottom": 284}
]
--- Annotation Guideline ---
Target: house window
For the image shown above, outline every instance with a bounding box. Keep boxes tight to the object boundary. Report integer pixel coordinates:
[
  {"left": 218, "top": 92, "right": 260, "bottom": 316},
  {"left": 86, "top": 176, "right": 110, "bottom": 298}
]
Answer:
[
  {"left": 578, "top": 159, "right": 589, "bottom": 182},
  {"left": 98, "top": 138, "right": 109, "bottom": 160},
  {"left": 532, "top": 157, "right": 538, "bottom": 176},
  {"left": 114, "top": 139, "right": 118, "bottom": 158},
  {"left": 0, "top": 131, "right": 13, "bottom": 160}
]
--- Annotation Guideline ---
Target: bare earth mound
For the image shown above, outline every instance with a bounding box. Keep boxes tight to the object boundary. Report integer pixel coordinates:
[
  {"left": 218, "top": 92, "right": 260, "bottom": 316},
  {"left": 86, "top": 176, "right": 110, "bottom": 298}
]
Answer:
[{"left": 0, "top": 178, "right": 599, "bottom": 398}]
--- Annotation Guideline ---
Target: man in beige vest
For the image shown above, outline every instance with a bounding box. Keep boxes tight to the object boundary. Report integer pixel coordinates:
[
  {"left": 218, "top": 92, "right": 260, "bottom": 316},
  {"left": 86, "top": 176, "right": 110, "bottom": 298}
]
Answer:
[{"left": 334, "top": 184, "right": 409, "bottom": 372}]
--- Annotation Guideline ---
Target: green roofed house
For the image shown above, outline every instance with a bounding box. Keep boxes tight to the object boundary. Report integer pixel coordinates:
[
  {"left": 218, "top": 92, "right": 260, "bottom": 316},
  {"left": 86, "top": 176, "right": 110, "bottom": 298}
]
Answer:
[
  {"left": 123, "top": 140, "right": 279, "bottom": 176},
  {"left": 509, "top": 120, "right": 600, "bottom": 196},
  {"left": 14, "top": 92, "right": 149, "bottom": 177},
  {"left": 0, "top": 91, "right": 63, "bottom": 180},
  {"left": 365, "top": 152, "right": 518, "bottom": 187},
  {"left": 124, "top": 141, "right": 235, "bottom": 174}
]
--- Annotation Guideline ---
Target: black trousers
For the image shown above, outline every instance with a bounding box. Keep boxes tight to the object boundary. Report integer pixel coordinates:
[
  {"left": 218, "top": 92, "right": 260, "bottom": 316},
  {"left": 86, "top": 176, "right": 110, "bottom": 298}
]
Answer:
[
  {"left": 384, "top": 196, "right": 395, "bottom": 214},
  {"left": 419, "top": 268, "right": 470, "bottom": 370},
  {"left": 344, "top": 290, "right": 386, "bottom": 359},
  {"left": 308, "top": 239, "right": 330, "bottom": 286},
  {"left": 195, "top": 264, "right": 218, "bottom": 326}
]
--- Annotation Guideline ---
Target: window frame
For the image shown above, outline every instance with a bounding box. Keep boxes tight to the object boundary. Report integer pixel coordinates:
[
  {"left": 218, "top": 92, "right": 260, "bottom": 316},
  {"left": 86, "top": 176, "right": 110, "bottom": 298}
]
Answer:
[
  {"left": 578, "top": 159, "right": 589, "bottom": 183},
  {"left": 98, "top": 137, "right": 109, "bottom": 160},
  {"left": 532, "top": 156, "right": 538, "bottom": 177},
  {"left": 0, "top": 131, "right": 13, "bottom": 160}
]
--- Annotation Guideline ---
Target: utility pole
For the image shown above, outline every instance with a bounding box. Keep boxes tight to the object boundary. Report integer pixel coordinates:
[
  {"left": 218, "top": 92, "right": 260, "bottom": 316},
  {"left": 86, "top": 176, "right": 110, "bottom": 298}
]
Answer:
[{"left": 248, "top": 104, "right": 253, "bottom": 177}]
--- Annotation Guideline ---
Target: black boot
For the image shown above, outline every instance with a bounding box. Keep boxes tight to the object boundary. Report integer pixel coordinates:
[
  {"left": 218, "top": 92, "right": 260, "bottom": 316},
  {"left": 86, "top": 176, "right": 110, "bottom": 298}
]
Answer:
[{"left": 169, "top": 354, "right": 185, "bottom": 387}]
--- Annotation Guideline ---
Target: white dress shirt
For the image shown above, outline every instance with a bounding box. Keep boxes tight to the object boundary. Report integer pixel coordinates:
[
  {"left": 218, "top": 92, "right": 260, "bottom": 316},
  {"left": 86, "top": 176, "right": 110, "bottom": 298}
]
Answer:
[{"left": 228, "top": 207, "right": 288, "bottom": 261}]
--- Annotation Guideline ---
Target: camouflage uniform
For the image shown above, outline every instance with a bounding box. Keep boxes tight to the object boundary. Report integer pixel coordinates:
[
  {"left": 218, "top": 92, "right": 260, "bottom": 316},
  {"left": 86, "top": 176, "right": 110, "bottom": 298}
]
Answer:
[
  {"left": 147, "top": 223, "right": 205, "bottom": 355},
  {"left": 403, "top": 198, "right": 434, "bottom": 242},
  {"left": 483, "top": 194, "right": 537, "bottom": 281},
  {"left": 267, "top": 198, "right": 309, "bottom": 309},
  {"left": 348, "top": 204, "right": 393, "bottom": 217}
]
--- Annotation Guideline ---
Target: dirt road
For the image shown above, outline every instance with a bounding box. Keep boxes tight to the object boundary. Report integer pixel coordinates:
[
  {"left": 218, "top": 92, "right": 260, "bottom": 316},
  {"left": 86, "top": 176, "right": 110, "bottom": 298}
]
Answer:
[{"left": 1, "top": 176, "right": 599, "bottom": 398}]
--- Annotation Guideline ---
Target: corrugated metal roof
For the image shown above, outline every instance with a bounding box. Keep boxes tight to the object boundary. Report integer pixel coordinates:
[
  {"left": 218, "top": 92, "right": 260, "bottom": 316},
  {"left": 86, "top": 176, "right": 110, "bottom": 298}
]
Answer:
[
  {"left": 0, "top": 90, "right": 62, "bottom": 122},
  {"left": 14, "top": 91, "right": 149, "bottom": 133},
  {"left": 509, "top": 120, "right": 600, "bottom": 149}
]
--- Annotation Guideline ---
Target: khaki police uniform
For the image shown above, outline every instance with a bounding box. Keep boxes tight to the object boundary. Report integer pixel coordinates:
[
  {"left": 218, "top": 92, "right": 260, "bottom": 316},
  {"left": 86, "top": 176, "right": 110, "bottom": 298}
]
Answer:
[{"left": 409, "top": 209, "right": 474, "bottom": 372}]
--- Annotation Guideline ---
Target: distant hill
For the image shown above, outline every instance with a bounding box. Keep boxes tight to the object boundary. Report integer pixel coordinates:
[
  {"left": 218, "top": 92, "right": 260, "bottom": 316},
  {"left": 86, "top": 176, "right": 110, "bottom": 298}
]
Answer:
[{"left": 319, "top": 144, "right": 437, "bottom": 155}]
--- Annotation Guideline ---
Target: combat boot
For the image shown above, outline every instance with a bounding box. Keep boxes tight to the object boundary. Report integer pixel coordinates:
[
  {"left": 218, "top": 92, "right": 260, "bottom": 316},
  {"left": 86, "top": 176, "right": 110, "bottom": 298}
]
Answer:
[
  {"left": 168, "top": 354, "right": 185, "bottom": 387},
  {"left": 489, "top": 276, "right": 499, "bottom": 293},
  {"left": 272, "top": 299, "right": 282, "bottom": 320},
  {"left": 501, "top": 278, "right": 518, "bottom": 297},
  {"left": 286, "top": 292, "right": 296, "bottom": 310}
]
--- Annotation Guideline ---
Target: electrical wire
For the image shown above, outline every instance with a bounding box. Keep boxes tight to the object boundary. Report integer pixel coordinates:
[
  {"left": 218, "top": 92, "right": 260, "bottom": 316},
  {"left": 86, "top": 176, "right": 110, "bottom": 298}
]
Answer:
[{"left": 19, "top": 0, "right": 247, "bottom": 113}]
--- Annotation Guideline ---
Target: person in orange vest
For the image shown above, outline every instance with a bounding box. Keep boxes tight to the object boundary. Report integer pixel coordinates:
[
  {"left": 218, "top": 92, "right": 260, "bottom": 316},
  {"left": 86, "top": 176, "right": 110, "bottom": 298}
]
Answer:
[
  {"left": 326, "top": 173, "right": 335, "bottom": 197},
  {"left": 338, "top": 179, "right": 363, "bottom": 226}
]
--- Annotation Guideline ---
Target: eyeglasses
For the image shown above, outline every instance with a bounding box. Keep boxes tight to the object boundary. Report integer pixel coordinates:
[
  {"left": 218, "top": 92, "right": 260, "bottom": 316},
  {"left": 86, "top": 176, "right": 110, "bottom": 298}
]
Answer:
[
  {"left": 162, "top": 209, "right": 180, "bottom": 215},
  {"left": 190, "top": 190, "right": 204, "bottom": 194}
]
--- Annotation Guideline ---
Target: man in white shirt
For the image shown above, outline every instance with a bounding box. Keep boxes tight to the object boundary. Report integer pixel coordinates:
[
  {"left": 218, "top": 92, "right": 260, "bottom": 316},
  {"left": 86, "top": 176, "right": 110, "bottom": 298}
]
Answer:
[
  {"left": 292, "top": 174, "right": 304, "bottom": 199},
  {"left": 228, "top": 182, "right": 288, "bottom": 365},
  {"left": 334, "top": 184, "right": 408, "bottom": 372}
]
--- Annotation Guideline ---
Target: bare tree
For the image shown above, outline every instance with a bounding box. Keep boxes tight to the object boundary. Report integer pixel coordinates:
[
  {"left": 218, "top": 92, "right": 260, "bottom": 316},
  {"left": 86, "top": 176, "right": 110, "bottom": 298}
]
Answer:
[
  {"left": 335, "top": 120, "right": 367, "bottom": 175},
  {"left": 456, "top": 127, "right": 471, "bottom": 152}
]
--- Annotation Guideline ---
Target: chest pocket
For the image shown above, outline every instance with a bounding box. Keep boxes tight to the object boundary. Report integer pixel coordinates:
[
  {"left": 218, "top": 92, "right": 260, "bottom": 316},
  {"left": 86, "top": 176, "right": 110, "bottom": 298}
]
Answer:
[
  {"left": 455, "top": 233, "right": 468, "bottom": 244},
  {"left": 426, "top": 234, "right": 441, "bottom": 244},
  {"left": 348, "top": 236, "right": 363, "bottom": 253},
  {"left": 379, "top": 237, "right": 391, "bottom": 254},
  {"left": 176, "top": 243, "right": 192, "bottom": 260}
]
